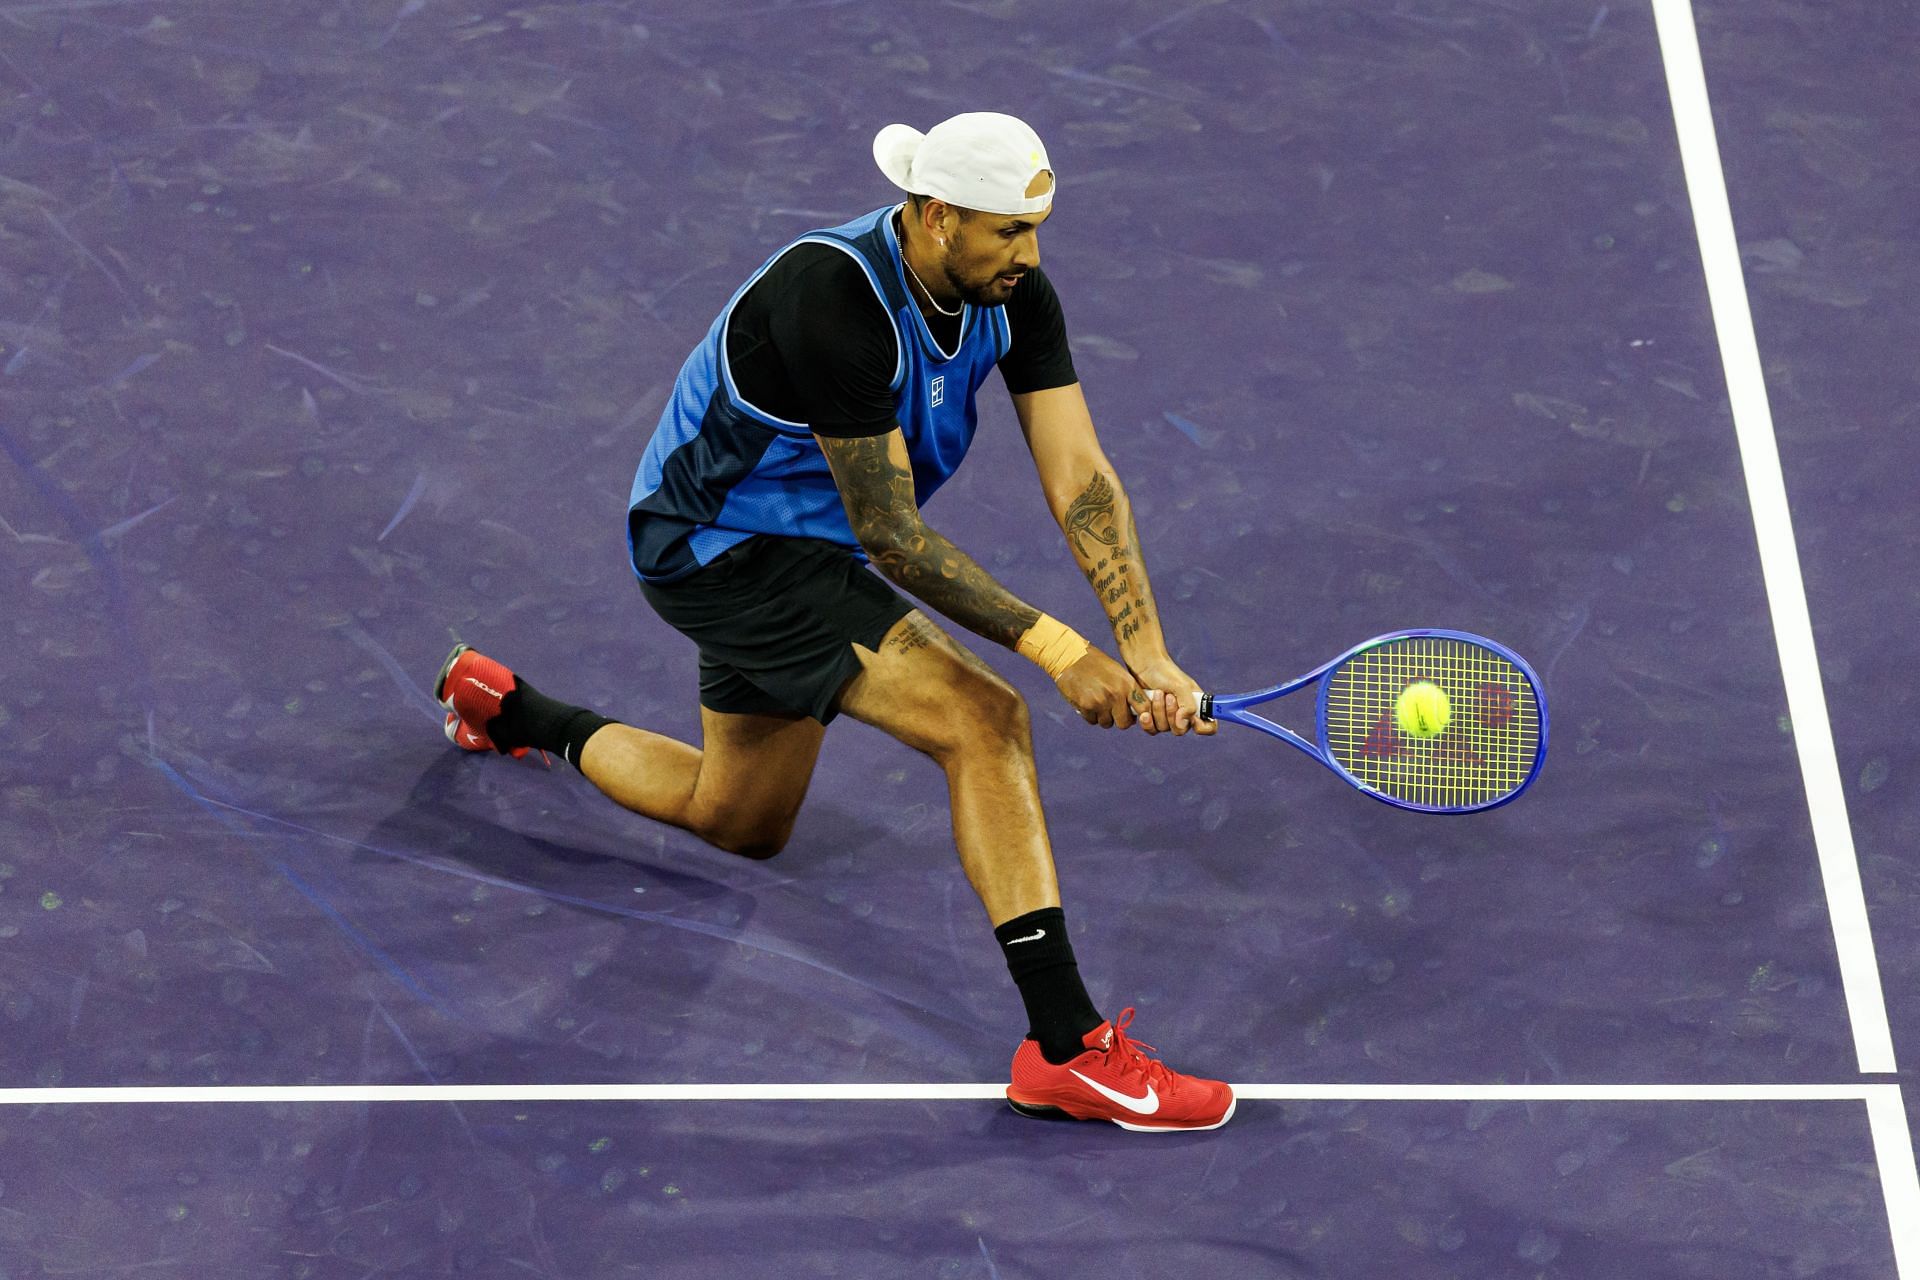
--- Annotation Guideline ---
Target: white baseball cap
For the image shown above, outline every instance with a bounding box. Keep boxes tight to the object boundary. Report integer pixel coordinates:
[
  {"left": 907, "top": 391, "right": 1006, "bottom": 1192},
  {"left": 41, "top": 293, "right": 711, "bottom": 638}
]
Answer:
[{"left": 872, "top": 112, "right": 1054, "bottom": 217}]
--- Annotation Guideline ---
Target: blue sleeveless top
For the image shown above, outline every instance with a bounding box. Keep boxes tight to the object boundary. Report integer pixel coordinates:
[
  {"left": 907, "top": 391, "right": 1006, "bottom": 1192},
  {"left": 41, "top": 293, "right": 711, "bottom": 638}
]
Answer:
[{"left": 627, "top": 205, "right": 1013, "bottom": 583}]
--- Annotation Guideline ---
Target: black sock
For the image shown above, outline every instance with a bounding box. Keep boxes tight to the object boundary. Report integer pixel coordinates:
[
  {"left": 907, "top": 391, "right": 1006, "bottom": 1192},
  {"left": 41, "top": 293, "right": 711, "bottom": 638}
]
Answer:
[
  {"left": 488, "top": 678, "right": 615, "bottom": 772},
  {"left": 994, "top": 906, "right": 1104, "bottom": 1064}
]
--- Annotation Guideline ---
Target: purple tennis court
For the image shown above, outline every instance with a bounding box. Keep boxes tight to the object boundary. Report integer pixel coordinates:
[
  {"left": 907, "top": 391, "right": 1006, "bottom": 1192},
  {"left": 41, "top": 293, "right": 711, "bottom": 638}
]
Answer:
[{"left": 2, "top": 0, "right": 1915, "bottom": 1276}]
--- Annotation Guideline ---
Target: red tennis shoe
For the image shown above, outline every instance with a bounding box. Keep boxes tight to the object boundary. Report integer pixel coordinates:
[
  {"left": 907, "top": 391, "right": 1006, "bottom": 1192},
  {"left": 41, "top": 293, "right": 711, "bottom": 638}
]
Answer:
[
  {"left": 1006, "top": 1007, "right": 1235, "bottom": 1132},
  {"left": 434, "top": 643, "right": 533, "bottom": 759}
]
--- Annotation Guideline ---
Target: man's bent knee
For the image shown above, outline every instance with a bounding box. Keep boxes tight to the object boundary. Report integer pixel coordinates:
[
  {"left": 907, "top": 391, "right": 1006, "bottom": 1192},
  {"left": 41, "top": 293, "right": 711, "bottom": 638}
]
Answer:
[
  {"left": 690, "top": 800, "right": 798, "bottom": 860},
  {"left": 928, "top": 672, "right": 1030, "bottom": 761},
  {"left": 704, "top": 823, "right": 792, "bottom": 860},
  {"left": 722, "top": 835, "right": 789, "bottom": 861},
  {"left": 982, "top": 680, "right": 1030, "bottom": 743}
]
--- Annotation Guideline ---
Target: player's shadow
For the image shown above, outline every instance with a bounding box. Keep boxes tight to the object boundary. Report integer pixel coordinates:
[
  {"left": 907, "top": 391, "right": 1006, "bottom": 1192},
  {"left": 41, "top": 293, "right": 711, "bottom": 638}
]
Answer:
[
  {"left": 358, "top": 750, "right": 908, "bottom": 965},
  {"left": 361, "top": 751, "right": 769, "bottom": 911},
  {"left": 360, "top": 752, "right": 992, "bottom": 1068},
  {"left": 344, "top": 752, "right": 768, "bottom": 1056}
]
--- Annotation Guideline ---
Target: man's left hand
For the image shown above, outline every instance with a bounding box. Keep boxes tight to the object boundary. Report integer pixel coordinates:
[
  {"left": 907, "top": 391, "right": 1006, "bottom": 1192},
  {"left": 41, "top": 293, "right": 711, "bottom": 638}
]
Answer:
[{"left": 1126, "top": 656, "right": 1217, "bottom": 737}]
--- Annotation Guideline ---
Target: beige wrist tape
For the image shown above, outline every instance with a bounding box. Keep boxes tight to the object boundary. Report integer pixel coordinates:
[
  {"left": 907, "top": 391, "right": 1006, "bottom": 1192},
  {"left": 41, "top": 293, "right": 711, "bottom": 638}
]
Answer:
[{"left": 1017, "top": 614, "right": 1090, "bottom": 680}]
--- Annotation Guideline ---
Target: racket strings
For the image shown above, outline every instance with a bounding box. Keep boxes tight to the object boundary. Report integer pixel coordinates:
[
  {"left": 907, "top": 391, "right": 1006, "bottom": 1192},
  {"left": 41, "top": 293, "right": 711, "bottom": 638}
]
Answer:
[{"left": 1323, "top": 636, "right": 1541, "bottom": 810}]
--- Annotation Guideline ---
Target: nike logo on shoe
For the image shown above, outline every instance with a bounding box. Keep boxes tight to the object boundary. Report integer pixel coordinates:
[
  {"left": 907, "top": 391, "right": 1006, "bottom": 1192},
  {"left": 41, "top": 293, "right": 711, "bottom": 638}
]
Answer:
[
  {"left": 1069, "top": 1070, "right": 1160, "bottom": 1115},
  {"left": 461, "top": 728, "right": 484, "bottom": 747},
  {"left": 1006, "top": 929, "right": 1046, "bottom": 945}
]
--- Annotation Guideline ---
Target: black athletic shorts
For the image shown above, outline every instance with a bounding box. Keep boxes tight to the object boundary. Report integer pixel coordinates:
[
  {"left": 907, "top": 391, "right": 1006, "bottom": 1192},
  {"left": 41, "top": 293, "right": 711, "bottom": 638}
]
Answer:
[{"left": 638, "top": 536, "right": 915, "bottom": 724}]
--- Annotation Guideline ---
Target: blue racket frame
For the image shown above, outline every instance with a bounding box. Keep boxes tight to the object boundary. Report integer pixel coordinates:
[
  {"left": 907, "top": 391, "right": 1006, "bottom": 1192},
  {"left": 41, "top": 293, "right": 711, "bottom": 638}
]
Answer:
[{"left": 1199, "top": 628, "right": 1550, "bottom": 814}]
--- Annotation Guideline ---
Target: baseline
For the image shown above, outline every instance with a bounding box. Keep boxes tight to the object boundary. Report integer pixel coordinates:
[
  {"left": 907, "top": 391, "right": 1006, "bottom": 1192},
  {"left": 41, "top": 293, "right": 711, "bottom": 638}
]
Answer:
[
  {"left": 0, "top": 1081, "right": 1899, "bottom": 1105},
  {"left": 4, "top": 1081, "right": 1908, "bottom": 1271}
]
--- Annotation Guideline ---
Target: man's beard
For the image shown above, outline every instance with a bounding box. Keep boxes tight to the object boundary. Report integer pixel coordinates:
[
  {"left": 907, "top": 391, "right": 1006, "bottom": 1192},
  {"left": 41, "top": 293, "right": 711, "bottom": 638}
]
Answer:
[{"left": 947, "top": 263, "right": 1020, "bottom": 308}]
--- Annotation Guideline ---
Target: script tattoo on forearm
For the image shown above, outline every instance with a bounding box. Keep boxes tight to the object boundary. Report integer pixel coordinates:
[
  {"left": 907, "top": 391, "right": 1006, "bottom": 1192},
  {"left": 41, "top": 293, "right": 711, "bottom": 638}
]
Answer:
[
  {"left": 1066, "top": 472, "right": 1159, "bottom": 649},
  {"left": 820, "top": 434, "right": 1040, "bottom": 649}
]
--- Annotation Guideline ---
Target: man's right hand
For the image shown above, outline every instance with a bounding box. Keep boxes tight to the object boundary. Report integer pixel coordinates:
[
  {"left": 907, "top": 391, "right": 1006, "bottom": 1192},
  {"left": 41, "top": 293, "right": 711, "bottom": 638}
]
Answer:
[{"left": 1054, "top": 648, "right": 1146, "bottom": 729}]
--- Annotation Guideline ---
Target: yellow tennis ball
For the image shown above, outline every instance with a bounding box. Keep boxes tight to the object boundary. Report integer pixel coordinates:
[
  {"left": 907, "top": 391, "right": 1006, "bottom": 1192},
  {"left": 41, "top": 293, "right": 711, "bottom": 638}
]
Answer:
[{"left": 1395, "top": 681, "right": 1451, "bottom": 739}]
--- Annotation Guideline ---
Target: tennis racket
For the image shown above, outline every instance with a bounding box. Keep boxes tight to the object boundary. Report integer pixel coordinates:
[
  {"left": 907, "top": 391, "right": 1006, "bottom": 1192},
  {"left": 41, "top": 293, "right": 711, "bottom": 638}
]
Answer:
[{"left": 1192, "top": 629, "right": 1547, "bottom": 814}]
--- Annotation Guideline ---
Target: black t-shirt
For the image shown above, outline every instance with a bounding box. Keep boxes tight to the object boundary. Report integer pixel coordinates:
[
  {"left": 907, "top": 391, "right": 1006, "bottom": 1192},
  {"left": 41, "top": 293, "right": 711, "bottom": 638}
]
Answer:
[{"left": 724, "top": 242, "right": 1078, "bottom": 438}]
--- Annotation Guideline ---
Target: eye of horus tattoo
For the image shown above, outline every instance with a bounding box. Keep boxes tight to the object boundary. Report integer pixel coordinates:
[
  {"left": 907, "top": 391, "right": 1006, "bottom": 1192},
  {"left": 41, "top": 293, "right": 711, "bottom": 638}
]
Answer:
[{"left": 1061, "top": 473, "right": 1120, "bottom": 559}]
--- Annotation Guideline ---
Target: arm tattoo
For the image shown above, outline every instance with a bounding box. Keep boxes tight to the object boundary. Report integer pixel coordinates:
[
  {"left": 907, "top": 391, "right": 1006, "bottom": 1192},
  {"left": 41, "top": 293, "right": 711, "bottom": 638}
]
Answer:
[
  {"left": 1117, "top": 508, "right": 1161, "bottom": 647},
  {"left": 1064, "top": 472, "right": 1161, "bottom": 651},
  {"left": 819, "top": 434, "right": 1040, "bottom": 649},
  {"left": 1062, "top": 472, "right": 1121, "bottom": 559}
]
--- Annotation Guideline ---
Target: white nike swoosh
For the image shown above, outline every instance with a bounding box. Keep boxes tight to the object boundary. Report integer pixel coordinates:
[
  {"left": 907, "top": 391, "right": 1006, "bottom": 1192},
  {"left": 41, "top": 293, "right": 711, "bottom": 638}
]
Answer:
[
  {"left": 1006, "top": 929, "right": 1045, "bottom": 945},
  {"left": 1069, "top": 1070, "right": 1159, "bottom": 1115}
]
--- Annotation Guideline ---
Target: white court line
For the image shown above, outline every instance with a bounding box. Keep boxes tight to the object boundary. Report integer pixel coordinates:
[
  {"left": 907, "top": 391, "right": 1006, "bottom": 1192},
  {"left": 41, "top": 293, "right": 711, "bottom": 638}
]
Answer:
[
  {"left": 1648, "top": 0, "right": 1895, "bottom": 1075},
  {"left": 5, "top": 1081, "right": 1908, "bottom": 1267},
  {"left": 1648, "top": 7, "right": 1913, "bottom": 1271},
  {"left": 1868, "top": 1088, "right": 1920, "bottom": 1276},
  {"left": 0, "top": 1081, "right": 1894, "bottom": 1105}
]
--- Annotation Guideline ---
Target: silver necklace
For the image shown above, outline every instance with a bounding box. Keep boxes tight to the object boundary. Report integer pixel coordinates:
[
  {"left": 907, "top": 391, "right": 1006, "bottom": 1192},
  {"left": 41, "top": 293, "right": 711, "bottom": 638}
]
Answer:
[{"left": 903, "top": 251, "right": 962, "bottom": 318}]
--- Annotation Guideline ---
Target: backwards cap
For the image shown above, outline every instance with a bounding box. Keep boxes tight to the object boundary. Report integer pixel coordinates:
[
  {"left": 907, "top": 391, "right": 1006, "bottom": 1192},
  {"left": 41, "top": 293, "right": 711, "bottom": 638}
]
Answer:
[{"left": 872, "top": 112, "right": 1054, "bottom": 217}]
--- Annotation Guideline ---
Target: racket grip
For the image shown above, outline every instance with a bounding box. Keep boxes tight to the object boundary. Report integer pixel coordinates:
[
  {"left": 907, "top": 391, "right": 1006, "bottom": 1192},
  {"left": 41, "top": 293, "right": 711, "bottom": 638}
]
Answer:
[{"left": 1192, "top": 690, "right": 1214, "bottom": 722}]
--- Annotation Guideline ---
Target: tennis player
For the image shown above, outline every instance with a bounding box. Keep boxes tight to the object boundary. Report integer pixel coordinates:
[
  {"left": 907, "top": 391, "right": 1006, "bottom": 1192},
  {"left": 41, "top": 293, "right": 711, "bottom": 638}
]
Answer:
[{"left": 436, "top": 112, "right": 1234, "bottom": 1131}]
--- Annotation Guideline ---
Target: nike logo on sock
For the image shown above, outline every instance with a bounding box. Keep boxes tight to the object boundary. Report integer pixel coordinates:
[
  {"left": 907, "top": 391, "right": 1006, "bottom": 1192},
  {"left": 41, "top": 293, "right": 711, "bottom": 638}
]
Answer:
[
  {"left": 1006, "top": 929, "right": 1046, "bottom": 945},
  {"left": 1069, "top": 1070, "right": 1160, "bottom": 1115}
]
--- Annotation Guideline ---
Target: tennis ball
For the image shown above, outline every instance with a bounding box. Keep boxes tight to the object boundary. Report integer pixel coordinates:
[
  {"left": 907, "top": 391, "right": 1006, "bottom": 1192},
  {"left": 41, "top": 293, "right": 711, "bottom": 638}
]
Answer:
[{"left": 1395, "top": 681, "right": 1451, "bottom": 739}]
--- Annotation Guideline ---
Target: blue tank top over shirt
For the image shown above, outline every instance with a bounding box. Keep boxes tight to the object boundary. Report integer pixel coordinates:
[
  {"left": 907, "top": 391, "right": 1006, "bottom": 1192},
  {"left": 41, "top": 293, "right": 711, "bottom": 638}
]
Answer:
[{"left": 627, "top": 205, "right": 1012, "bottom": 583}]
